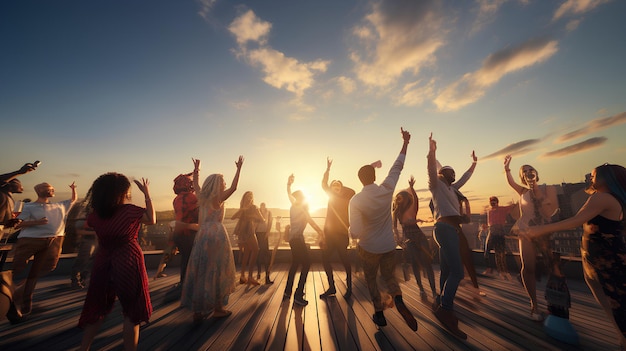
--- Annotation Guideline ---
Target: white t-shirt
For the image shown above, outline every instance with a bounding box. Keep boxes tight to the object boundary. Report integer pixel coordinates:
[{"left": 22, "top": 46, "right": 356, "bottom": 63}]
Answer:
[{"left": 17, "top": 200, "right": 73, "bottom": 238}]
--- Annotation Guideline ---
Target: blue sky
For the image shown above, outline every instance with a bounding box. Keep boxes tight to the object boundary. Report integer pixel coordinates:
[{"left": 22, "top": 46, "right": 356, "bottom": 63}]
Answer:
[{"left": 1, "top": 0, "right": 625, "bottom": 219}]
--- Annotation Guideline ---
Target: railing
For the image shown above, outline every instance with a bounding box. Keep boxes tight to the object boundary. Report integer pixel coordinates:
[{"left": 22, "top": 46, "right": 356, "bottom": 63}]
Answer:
[{"left": 136, "top": 216, "right": 585, "bottom": 258}]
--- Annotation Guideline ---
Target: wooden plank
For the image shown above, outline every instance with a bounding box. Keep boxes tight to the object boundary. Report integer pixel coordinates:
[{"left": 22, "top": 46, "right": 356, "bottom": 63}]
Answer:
[{"left": 0, "top": 263, "right": 623, "bottom": 351}]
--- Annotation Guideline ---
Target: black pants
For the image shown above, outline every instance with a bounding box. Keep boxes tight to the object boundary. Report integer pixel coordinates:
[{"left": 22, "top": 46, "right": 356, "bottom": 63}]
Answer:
[
  {"left": 321, "top": 233, "right": 351, "bottom": 290},
  {"left": 174, "top": 231, "right": 197, "bottom": 285},
  {"left": 284, "top": 237, "right": 310, "bottom": 297}
]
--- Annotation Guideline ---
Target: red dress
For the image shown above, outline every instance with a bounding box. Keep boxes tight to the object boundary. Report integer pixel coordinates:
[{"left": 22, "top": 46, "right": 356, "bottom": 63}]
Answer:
[{"left": 78, "top": 204, "right": 152, "bottom": 327}]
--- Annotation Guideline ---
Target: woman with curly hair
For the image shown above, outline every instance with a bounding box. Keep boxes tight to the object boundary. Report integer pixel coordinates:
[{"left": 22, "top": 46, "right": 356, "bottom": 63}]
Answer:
[{"left": 78, "top": 173, "right": 155, "bottom": 351}]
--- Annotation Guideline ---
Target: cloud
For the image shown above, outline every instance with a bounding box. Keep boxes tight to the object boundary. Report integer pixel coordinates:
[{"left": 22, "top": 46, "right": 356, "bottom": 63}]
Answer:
[
  {"left": 336, "top": 76, "right": 357, "bottom": 94},
  {"left": 394, "top": 79, "right": 435, "bottom": 106},
  {"left": 434, "top": 37, "right": 558, "bottom": 111},
  {"left": 541, "top": 137, "right": 607, "bottom": 158},
  {"left": 197, "top": 0, "right": 218, "bottom": 20},
  {"left": 557, "top": 112, "right": 626, "bottom": 142},
  {"left": 350, "top": 0, "right": 446, "bottom": 87},
  {"left": 228, "top": 10, "right": 329, "bottom": 99},
  {"left": 228, "top": 9, "right": 271, "bottom": 46},
  {"left": 553, "top": 0, "right": 611, "bottom": 21},
  {"left": 482, "top": 139, "right": 542, "bottom": 160},
  {"left": 565, "top": 18, "right": 582, "bottom": 32}
]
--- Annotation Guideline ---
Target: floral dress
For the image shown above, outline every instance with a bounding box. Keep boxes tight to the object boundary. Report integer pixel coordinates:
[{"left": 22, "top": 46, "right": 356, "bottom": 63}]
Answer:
[
  {"left": 181, "top": 205, "right": 236, "bottom": 313},
  {"left": 582, "top": 214, "right": 626, "bottom": 338}
]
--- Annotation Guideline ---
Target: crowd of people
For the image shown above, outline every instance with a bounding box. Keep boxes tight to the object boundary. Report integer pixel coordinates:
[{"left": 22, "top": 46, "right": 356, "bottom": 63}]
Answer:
[{"left": 1, "top": 129, "right": 625, "bottom": 350}]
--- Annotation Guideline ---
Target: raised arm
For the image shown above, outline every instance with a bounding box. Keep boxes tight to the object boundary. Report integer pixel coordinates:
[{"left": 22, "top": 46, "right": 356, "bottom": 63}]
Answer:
[
  {"left": 504, "top": 155, "right": 525, "bottom": 195},
  {"left": 0, "top": 162, "right": 38, "bottom": 185},
  {"left": 408, "top": 176, "right": 419, "bottom": 217},
  {"left": 427, "top": 133, "right": 438, "bottom": 189},
  {"left": 523, "top": 193, "right": 611, "bottom": 239},
  {"left": 192, "top": 158, "right": 201, "bottom": 196},
  {"left": 220, "top": 155, "right": 243, "bottom": 203},
  {"left": 454, "top": 151, "right": 477, "bottom": 189},
  {"left": 322, "top": 158, "right": 332, "bottom": 193},
  {"left": 134, "top": 178, "right": 156, "bottom": 225},
  {"left": 68, "top": 181, "right": 78, "bottom": 203},
  {"left": 381, "top": 128, "right": 410, "bottom": 191},
  {"left": 287, "top": 174, "right": 296, "bottom": 205}
]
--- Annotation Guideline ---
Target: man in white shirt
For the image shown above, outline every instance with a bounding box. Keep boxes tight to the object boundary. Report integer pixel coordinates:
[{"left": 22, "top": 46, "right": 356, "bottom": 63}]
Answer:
[
  {"left": 13, "top": 181, "right": 77, "bottom": 315},
  {"left": 349, "top": 128, "right": 417, "bottom": 331}
]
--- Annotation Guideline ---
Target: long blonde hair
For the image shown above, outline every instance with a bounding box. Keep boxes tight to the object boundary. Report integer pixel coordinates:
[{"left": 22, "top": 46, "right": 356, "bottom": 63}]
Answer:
[{"left": 198, "top": 173, "right": 223, "bottom": 209}]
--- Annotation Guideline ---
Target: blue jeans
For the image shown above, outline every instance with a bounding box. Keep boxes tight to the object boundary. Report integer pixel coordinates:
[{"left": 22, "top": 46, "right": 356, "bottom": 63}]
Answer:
[{"left": 433, "top": 222, "right": 464, "bottom": 310}]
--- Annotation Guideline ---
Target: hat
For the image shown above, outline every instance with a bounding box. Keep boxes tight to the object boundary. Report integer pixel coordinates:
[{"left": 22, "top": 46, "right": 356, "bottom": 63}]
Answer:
[{"left": 173, "top": 173, "right": 193, "bottom": 194}]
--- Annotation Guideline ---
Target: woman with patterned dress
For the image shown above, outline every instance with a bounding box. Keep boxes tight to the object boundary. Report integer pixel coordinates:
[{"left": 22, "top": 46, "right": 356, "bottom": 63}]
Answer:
[
  {"left": 78, "top": 173, "right": 156, "bottom": 351},
  {"left": 181, "top": 156, "right": 243, "bottom": 323},
  {"left": 523, "top": 164, "right": 626, "bottom": 350}
]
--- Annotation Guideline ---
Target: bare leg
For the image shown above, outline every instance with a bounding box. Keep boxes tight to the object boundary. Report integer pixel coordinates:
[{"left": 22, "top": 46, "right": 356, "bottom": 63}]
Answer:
[
  {"left": 247, "top": 236, "right": 259, "bottom": 285},
  {"left": 519, "top": 238, "right": 539, "bottom": 314},
  {"left": 584, "top": 263, "right": 626, "bottom": 349},
  {"left": 239, "top": 245, "right": 249, "bottom": 283},
  {"left": 122, "top": 317, "right": 139, "bottom": 351},
  {"left": 78, "top": 319, "right": 105, "bottom": 351}
]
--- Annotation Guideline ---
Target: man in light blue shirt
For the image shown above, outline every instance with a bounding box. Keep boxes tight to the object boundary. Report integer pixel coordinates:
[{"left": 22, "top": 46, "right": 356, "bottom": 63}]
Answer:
[{"left": 349, "top": 128, "right": 417, "bottom": 331}]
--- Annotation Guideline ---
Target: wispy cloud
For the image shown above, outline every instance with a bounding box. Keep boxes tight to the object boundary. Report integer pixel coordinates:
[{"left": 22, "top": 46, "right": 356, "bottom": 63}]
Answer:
[
  {"left": 394, "top": 79, "right": 435, "bottom": 106},
  {"left": 197, "top": 0, "right": 218, "bottom": 21},
  {"left": 553, "top": 0, "right": 611, "bottom": 21},
  {"left": 541, "top": 137, "right": 607, "bottom": 158},
  {"left": 350, "top": 0, "right": 446, "bottom": 87},
  {"left": 482, "top": 139, "right": 542, "bottom": 160},
  {"left": 434, "top": 37, "right": 558, "bottom": 111},
  {"left": 228, "top": 10, "right": 329, "bottom": 99},
  {"left": 557, "top": 112, "right": 626, "bottom": 142},
  {"left": 470, "top": 0, "right": 507, "bottom": 34}
]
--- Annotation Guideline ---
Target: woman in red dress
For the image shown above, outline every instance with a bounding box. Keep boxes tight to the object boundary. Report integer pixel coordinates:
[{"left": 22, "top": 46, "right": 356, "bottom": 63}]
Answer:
[{"left": 77, "top": 173, "right": 156, "bottom": 351}]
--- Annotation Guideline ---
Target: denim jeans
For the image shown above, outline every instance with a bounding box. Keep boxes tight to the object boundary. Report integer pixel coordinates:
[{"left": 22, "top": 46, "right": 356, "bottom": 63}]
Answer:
[{"left": 433, "top": 222, "right": 464, "bottom": 310}]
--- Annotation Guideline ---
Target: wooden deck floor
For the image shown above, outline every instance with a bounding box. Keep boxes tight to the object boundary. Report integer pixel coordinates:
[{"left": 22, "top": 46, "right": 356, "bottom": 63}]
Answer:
[{"left": 0, "top": 262, "right": 622, "bottom": 351}]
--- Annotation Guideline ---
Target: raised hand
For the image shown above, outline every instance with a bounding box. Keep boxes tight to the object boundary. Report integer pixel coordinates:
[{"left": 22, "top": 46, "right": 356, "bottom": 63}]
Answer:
[
  {"left": 235, "top": 155, "right": 244, "bottom": 169},
  {"left": 429, "top": 132, "right": 437, "bottom": 152},
  {"left": 288, "top": 174, "right": 295, "bottom": 186},
  {"left": 408, "top": 175, "right": 415, "bottom": 188},
  {"left": 134, "top": 178, "right": 150, "bottom": 196},
  {"left": 504, "top": 155, "right": 512, "bottom": 170},
  {"left": 192, "top": 158, "right": 201, "bottom": 172},
  {"left": 326, "top": 157, "right": 333, "bottom": 171},
  {"left": 401, "top": 127, "right": 411, "bottom": 143},
  {"left": 69, "top": 181, "right": 76, "bottom": 191},
  {"left": 471, "top": 150, "right": 477, "bottom": 163}
]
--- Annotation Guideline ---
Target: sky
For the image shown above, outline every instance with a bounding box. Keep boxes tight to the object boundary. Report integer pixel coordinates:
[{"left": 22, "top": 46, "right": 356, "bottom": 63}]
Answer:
[{"left": 1, "top": 0, "right": 625, "bottom": 220}]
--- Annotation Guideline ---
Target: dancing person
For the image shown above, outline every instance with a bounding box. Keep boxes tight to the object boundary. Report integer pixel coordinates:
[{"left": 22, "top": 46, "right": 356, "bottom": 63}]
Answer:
[
  {"left": 13, "top": 181, "right": 77, "bottom": 316},
  {"left": 170, "top": 172, "right": 199, "bottom": 289},
  {"left": 69, "top": 195, "right": 97, "bottom": 289},
  {"left": 1, "top": 162, "right": 38, "bottom": 229},
  {"left": 283, "top": 174, "right": 324, "bottom": 306},
  {"left": 231, "top": 191, "right": 264, "bottom": 285},
  {"left": 319, "top": 157, "right": 355, "bottom": 300},
  {"left": 77, "top": 174, "right": 155, "bottom": 351},
  {"left": 393, "top": 176, "right": 437, "bottom": 301},
  {"left": 255, "top": 202, "right": 274, "bottom": 284},
  {"left": 521, "top": 163, "right": 626, "bottom": 349},
  {"left": 428, "top": 133, "right": 476, "bottom": 339},
  {"left": 504, "top": 155, "right": 560, "bottom": 321},
  {"left": 154, "top": 221, "right": 176, "bottom": 280},
  {"left": 349, "top": 128, "right": 418, "bottom": 331},
  {"left": 182, "top": 156, "right": 242, "bottom": 323},
  {"left": 483, "top": 196, "right": 515, "bottom": 279},
  {"left": 0, "top": 162, "right": 38, "bottom": 324}
]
